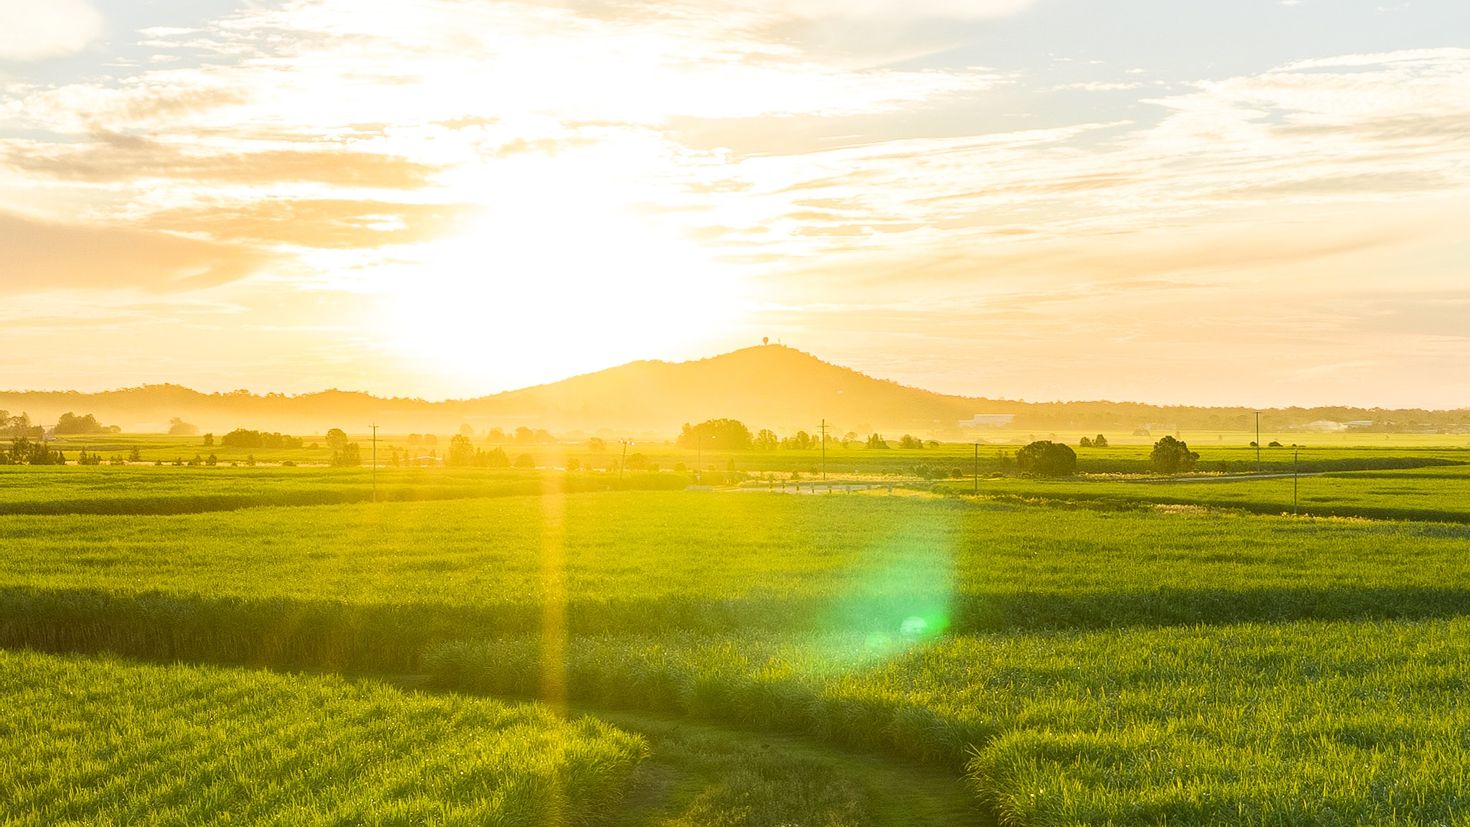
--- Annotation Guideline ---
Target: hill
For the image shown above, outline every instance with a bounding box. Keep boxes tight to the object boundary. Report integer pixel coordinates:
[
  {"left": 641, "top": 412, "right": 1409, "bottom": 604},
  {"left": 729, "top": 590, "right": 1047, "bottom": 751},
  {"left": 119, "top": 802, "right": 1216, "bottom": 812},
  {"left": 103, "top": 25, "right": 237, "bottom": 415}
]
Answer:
[{"left": 1, "top": 345, "right": 1466, "bottom": 438}]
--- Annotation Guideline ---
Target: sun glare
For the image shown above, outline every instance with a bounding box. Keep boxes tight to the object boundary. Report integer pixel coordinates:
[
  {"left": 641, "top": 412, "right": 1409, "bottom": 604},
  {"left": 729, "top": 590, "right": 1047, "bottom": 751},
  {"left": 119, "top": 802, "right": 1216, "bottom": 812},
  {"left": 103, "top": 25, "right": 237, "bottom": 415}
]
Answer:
[{"left": 376, "top": 194, "right": 743, "bottom": 393}]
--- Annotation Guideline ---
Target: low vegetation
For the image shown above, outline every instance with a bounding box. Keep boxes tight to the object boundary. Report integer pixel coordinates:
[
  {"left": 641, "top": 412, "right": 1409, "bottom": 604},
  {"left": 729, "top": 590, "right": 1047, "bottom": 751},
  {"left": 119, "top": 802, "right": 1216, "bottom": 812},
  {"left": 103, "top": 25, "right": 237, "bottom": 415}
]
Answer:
[{"left": 0, "top": 649, "right": 646, "bottom": 826}]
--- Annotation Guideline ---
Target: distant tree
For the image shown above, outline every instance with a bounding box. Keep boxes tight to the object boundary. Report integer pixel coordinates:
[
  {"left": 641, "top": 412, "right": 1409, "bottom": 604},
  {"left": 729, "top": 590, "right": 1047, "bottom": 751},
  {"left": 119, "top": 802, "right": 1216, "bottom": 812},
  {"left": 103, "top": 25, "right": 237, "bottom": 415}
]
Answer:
[
  {"left": 325, "top": 428, "right": 350, "bottom": 454},
  {"left": 1079, "top": 436, "right": 1093, "bottom": 448},
  {"left": 446, "top": 434, "right": 477, "bottom": 467},
  {"left": 3, "top": 438, "right": 64, "bottom": 465},
  {"left": 624, "top": 453, "right": 649, "bottom": 471},
  {"left": 1268, "top": 440, "right": 1284, "bottom": 448},
  {"left": 782, "top": 431, "right": 814, "bottom": 450},
  {"left": 128, "top": 446, "right": 142, "bottom": 463},
  {"left": 487, "top": 427, "right": 508, "bottom": 443},
  {"left": 677, "top": 419, "right": 753, "bottom": 450},
  {"left": 1093, "top": 434, "right": 1109, "bottom": 448},
  {"left": 565, "top": 457, "right": 581, "bottom": 472},
  {"left": 54, "top": 412, "right": 109, "bottom": 436},
  {"left": 1151, "top": 436, "right": 1200, "bottom": 474},
  {"left": 202, "top": 433, "right": 215, "bottom": 447},
  {"left": 753, "top": 429, "right": 779, "bottom": 450},
  {"left": 1016, "top": 441, "right": 1077, "bottom": 477},
  {"left": 168, "top": 417, "right": 200, "bottom": 437},
  {"left": 330, "top": 442, "right": 361, "bottom": 467},
  {"left": 459, "top": 423, "right": 476, "bottom": 437},
  {"left": 206, "top": 453, "right": 218, "bottom": 467},
  {"left": 587, "top": 437, "right": 606, "bottom": 452},
  {"left": 865, "top": 433, "right": 889, "bottom": 450},
  {"left": 898, "top": 434, "right": 924, "bottom": 449},
  {"left": 220, "top": 429, "right": 303, "bottom": 450},
  {"left": 514, "top": 453, "right": 536, "bottom": 469}
]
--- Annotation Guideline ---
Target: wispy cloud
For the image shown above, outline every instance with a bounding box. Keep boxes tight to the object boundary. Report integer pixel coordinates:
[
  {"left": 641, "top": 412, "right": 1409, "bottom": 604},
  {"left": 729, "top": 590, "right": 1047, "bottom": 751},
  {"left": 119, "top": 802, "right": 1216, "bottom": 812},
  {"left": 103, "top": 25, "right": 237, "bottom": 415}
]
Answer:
[{"left": 0, "top": 0, "right": 103, "bottom": 62}]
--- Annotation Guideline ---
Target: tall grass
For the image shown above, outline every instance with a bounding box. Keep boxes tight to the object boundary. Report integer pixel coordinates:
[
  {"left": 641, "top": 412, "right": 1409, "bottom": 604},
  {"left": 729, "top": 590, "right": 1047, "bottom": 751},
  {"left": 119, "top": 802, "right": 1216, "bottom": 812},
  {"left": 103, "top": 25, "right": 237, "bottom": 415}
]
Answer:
[{"left": 0, "top": 649, "right": 647, "bottom": 826}]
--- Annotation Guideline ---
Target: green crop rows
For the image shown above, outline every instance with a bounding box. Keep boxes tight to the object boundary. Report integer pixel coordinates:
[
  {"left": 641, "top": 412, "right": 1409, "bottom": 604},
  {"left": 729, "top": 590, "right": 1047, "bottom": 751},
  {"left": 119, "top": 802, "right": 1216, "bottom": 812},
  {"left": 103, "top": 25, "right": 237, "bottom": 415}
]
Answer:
[
  {"left": 4, "top": 453, "right": 1470, "bottom": 823},
  {"left": 0, "top": 649, "right": 645, "bottom": 826}
]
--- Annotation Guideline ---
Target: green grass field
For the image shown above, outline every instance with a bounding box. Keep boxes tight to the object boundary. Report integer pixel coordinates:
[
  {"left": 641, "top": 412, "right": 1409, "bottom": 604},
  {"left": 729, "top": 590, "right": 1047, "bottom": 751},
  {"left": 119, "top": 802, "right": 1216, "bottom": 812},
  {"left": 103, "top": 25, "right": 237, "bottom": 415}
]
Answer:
[
  {"left": 934, "top": 463, "right": 1470, "bottom": 522},
  {"left": 4, "top": 443, "right": 1470, "bottom": 824},
  {"left": 0, "top": 649, "right": 646, "bottom": 826}
]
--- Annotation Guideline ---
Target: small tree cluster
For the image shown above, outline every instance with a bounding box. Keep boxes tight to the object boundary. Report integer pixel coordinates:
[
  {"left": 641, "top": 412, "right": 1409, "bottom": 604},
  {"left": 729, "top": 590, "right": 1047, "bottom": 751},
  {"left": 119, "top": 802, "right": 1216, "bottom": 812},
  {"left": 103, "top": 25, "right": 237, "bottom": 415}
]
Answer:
[
  {"left": 866, "top": 433, "right": 889, "bottom": 449},
  {"left": 1079, "top": 434, "right": 1109, "bottom": 448},
  {"left": 677, "top": 419, "right": 754, "bottom": 450},
  {"left": 1150, "top": 436, "right": 1200, "bottom": 473},
  {"left": 168, "top": 417, "right": 200, "bottom": 436},
  {"left": 55, "top": 412, "right": 118, "bottom": 435},
  {"left": 1, "top": 438, "right": 65, "bottom": 465},
  {"left": 220, "top": 429, "right": 304, "bottom": 449},
  {"left": 445, "top": 434, "right": 511, "bottom": 467}
]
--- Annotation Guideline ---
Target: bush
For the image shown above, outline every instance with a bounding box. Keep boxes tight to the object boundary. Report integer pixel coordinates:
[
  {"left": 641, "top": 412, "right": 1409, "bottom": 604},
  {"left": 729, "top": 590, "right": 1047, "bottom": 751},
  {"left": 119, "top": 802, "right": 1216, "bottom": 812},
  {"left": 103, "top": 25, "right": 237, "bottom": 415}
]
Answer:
[{"left": 1016, "top": 441, "right": 1077, "bottom": 477}]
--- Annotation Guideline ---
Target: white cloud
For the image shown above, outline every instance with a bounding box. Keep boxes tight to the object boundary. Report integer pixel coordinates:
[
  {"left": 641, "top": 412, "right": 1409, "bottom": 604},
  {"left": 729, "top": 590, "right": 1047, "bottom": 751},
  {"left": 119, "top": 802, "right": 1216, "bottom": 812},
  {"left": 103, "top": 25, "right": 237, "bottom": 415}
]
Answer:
[
  {"left": 738, "top": 0, "right": 1036, "bottom": 20},
  {"left": 0, "top": 0, "right": 103, "bottom": 61}
]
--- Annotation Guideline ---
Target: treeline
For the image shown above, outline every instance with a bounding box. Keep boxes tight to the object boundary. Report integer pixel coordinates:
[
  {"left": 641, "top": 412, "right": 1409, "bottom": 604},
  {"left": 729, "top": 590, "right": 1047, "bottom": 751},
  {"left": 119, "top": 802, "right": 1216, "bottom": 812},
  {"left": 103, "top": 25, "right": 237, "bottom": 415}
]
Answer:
[
  {"left": 677, "top": 419, "right": 937, "bottom": 451},
  {"left": 1007, "top": 402, "right": 1470, "bottom": 433},
  {"left": 0, "top": 438, "right": 66, "bottom": 466},
  {"left": 220, "top": 429, "right": 304, "bottom": 449},
  {"left": 0, "top": 411, "right": 119, "bottom": 438}
]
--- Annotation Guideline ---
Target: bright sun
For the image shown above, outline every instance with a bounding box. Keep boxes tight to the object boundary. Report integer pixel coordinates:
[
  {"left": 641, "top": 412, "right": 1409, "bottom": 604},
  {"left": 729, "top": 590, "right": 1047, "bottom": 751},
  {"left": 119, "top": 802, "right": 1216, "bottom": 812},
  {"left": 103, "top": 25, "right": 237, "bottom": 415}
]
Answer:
[{"left": 375, "top": 191, "right": 743, "bottom": 394}]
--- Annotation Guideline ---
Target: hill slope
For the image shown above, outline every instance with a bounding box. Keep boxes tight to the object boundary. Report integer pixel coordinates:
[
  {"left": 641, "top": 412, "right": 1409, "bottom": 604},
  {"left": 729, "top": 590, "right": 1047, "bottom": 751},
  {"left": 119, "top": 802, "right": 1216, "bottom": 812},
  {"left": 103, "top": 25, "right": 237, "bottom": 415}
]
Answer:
[{"left": 1, "top": 345, "right": 1465, "bottom": 438}]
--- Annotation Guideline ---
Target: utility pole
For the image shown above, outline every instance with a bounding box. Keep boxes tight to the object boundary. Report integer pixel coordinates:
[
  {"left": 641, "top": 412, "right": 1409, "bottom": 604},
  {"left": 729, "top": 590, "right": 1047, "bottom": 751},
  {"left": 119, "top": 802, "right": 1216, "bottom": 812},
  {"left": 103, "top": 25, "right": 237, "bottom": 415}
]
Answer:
[
  {"left": 974, "top": 441, "right": 980, "bottom": 495},
  {"left": 619, "top": 439, "right": 630, "bottom": 483},
  {"left": 1293, "top": 444, "right": 1300, "bottom": 515},
  {"left": 696, "top": 431, "right": 702, "bottom": 484},
  {"left": 370, "top": 424, "right": 378, "bottom": 503},
  {"left": 820, "top": 419, "right": 827, "bottom": 481},
  {"left": 1255, "top": 411, "right": 1262, "bottom": 473}
]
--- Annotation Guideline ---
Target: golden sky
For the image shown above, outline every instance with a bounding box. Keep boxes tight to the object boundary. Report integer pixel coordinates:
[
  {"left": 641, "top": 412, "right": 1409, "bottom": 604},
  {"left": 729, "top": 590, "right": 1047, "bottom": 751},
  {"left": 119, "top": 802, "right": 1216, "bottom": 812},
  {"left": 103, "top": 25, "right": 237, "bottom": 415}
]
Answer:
[{"left": 1, "top": 0, "right": 1468, "bottom": 406}]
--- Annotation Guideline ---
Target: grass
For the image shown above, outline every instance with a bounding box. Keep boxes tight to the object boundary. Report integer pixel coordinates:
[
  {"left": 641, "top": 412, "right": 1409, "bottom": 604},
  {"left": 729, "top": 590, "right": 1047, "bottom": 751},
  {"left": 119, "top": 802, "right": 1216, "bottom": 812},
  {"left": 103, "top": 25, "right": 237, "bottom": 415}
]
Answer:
[
  {"left": 0, "top": 648, "right": 647, "bottom": 826},
  {"left": 934, "top": 463, "right": 1470, "bottom": 522},
  {"left": 420, "top": 619, "right": 1470, "bottom": 825},
  {"left": 0, "top": 465, "right": 687, "bottom": 515},
  {"left": 7, "top": 463, "right": 1470, "bottom": 823},
  {"left": 37, "top": 430, "right": 1470, "bottom": 480},
  {"left": 5, "top": 493, "right": 1470, "bottom": 671}
]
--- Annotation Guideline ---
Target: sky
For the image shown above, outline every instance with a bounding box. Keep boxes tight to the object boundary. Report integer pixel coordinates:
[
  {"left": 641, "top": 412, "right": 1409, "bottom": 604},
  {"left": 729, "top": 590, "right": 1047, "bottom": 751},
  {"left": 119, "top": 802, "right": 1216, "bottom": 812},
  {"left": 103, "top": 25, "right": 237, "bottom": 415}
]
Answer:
[{"left": 1, "top": 0, "right": 1467, "bottom": 407}]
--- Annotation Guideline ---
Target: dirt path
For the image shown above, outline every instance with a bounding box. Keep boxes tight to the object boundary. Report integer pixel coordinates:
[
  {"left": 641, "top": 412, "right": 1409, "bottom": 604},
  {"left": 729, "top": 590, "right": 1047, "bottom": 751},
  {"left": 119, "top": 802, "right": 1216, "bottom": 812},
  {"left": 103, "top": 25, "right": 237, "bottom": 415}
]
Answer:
[{"left": 592, "top": 706, "right": 991, "bottom": 827}]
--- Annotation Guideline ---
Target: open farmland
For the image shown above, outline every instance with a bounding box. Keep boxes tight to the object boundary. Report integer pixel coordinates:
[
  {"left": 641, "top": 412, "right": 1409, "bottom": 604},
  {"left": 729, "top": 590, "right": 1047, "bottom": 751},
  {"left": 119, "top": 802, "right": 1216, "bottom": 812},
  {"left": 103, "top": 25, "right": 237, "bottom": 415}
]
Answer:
[
  {"left": 4, "top": 460, "right": 1470, "bottom": 824},
  {"left": 936, "top": 463, "right": 1470, "bottom": 523}
]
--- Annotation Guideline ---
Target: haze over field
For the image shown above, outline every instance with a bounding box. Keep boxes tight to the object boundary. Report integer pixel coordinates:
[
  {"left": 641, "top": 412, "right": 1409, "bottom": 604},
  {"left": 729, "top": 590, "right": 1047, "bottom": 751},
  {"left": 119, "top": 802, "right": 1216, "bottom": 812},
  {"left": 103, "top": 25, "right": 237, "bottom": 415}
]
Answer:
[{"left": 3, "top": 1, "right": 1468, "bottom": 408}]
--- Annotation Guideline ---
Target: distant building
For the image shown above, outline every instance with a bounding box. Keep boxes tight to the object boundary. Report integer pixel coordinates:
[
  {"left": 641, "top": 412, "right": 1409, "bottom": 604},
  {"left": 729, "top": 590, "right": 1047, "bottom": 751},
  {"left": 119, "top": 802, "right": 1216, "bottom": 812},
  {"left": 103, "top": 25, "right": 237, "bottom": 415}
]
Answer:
[
  {"left": 959, "top": 414, "right": 1015, "bottom": 428},
  {"left": 1303, "top": 420, "right": 1348, "bottom": 432}
]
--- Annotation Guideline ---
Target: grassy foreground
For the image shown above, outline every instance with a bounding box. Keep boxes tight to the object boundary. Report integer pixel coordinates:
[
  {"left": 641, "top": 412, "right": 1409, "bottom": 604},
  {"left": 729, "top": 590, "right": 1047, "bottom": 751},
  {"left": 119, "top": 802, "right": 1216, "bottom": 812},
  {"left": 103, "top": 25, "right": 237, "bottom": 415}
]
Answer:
[
  {"left": 426, "top": 619, "right": 1470, "bottom": 825},
  {"left": 0, "top": 649, "right": 646, "bottom": 826},
  {"left": 6, "top": 477, "right": 1470, "bottom": 823}
]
